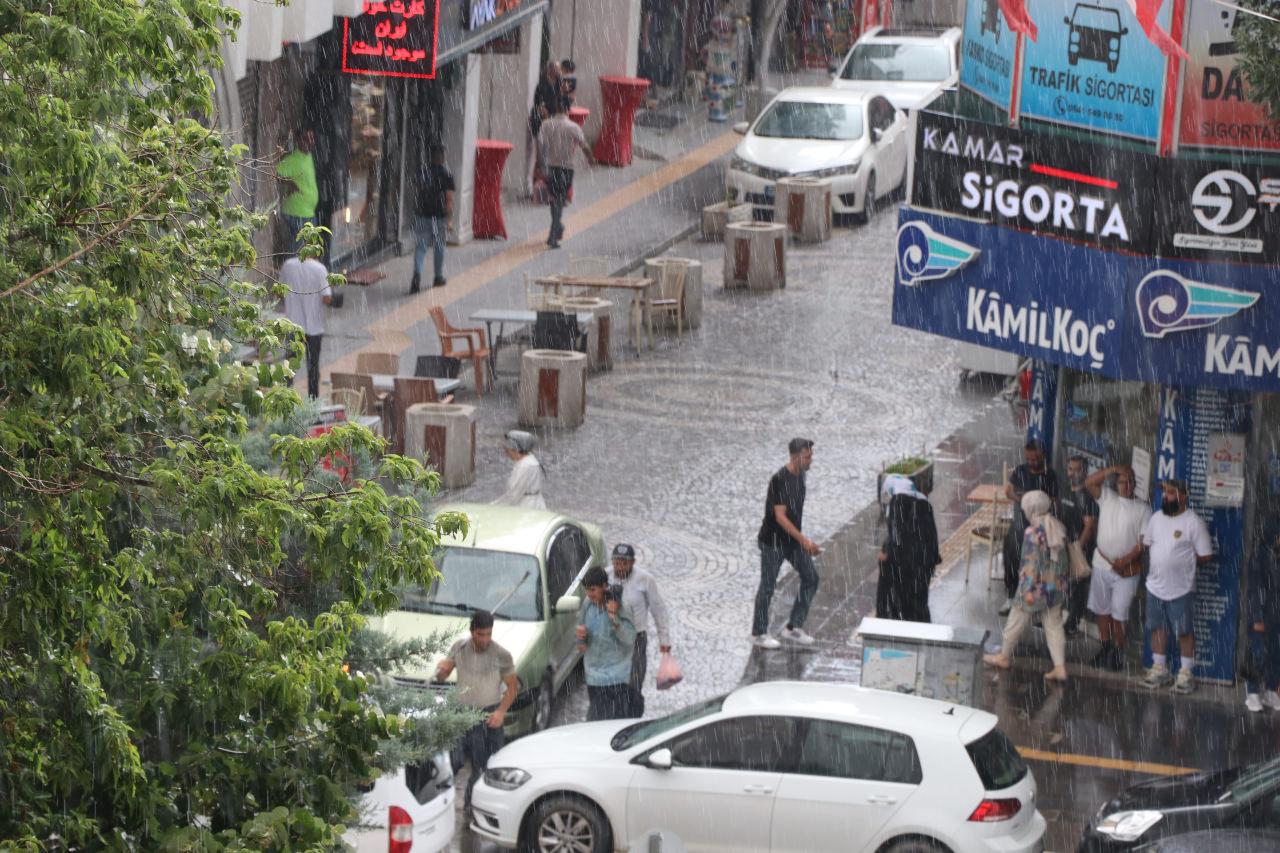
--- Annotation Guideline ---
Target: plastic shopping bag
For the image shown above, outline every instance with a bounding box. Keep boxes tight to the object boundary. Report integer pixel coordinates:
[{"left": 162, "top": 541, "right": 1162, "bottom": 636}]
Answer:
[{"left": 656, "top": 652, "right": 683, "bottom": 691}]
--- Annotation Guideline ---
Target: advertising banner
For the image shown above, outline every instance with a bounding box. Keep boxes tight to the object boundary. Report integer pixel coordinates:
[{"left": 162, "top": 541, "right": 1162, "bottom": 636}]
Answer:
[
  {"left": 893, "top": 208, "right": 1280, "bottom": 391},
  {"left": 959, "top": 0, "right": 1019, "bottom": 111},
  {"left": 343, "top": 0, "right": 441, "bottom": 79},
  {"left": 1154, "top": 156, "right": 1280, "bottom": 263},
  {"left": 911, "top": 111, "right": 1156, "bottom": 251},
  {"left": 1178, "top": 0, "right": 1280, "bottom": 152},
  {"left": 1018, "top": 0, "right": 1170, "bottom": 140}
]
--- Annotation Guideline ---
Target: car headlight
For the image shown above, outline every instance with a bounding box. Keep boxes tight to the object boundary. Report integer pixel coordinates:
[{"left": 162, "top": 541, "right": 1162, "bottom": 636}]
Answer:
[
  {"left": 803, "top": 161, "right": 860, "bottom": 179},
  {"left": 1095, "top": 810, "right": 1163, "bottom": 842},
  {"left": 730, "top": 155, "right": 762, "bottom": 177},
  {"left": 483, "top": 767, "right": 531, "bottom": 791}
]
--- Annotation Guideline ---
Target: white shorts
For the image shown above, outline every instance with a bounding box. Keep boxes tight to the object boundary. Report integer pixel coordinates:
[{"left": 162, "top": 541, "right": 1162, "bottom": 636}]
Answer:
[{"left": 1088, "top": 565, "right": 1140, "bottom": 621}]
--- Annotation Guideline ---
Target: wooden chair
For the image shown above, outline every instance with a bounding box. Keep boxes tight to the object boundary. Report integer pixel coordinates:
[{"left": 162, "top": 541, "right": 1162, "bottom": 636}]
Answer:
[
  {"left": 646, "top": 259, "right": 688, "bottom": 337},
  {"left": 428, "top": 307, "right": 492, "bottom": 397},
  {"left": 965, "top": 463, "right": 1012, "bottom": 587},
  {"left": 330, "top": 373, "right": 380, "bottom": 417},
  {"left": 390, "top": 376, "right": 454, "bottom": 455},
  {"left": 355, "top": 351, "right": 400, "bottom": 375}
]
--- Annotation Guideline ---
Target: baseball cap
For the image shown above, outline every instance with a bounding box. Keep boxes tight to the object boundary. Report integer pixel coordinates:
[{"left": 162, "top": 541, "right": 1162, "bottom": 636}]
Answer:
[
  {"left": 611, "top": 543, "right": 636, "bottom": 560},
  {"left": 788, "top": 437, "right": 814, "bottom": 455}
]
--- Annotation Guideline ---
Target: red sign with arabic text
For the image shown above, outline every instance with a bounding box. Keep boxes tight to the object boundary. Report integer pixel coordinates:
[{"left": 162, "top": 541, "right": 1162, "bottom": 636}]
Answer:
[{"left": 342, "top": 0, "right": 440, "bottom": 79}]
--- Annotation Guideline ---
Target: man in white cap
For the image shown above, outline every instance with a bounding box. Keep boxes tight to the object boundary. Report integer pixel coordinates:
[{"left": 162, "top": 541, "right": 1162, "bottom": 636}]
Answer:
[
  {"left": 607, "top": 543, "right": 672, "bottom": 716},
  {"left": 493, "top": 430, "right": 546, "bottom": 509}
]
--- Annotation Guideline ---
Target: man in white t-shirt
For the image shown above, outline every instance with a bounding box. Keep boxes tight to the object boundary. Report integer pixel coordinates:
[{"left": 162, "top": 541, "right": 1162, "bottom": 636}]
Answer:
[
  {"left": 280, "top": 254, "right": 332, "bottom": 399},
  {"left": 1140, "top": 479, "right": 1213, "bottom": 694},
  {"left": 1084, "top": 464, "right": 1151, "bottom": 671}
]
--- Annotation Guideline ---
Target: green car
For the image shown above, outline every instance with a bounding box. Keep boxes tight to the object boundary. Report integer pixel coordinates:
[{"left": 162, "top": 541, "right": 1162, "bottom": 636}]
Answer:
[{"left": 372, "top": 502, "right": 608, "bottom": 736}]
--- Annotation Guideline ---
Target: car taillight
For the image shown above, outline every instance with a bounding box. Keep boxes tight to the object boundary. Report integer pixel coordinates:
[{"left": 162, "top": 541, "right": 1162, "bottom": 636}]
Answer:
[
  {"left": 389, "top": 805, "right": 413, "bottom": 852},
  {"left": 968, "top": 798, "right": 1022, "bottom": 822}
]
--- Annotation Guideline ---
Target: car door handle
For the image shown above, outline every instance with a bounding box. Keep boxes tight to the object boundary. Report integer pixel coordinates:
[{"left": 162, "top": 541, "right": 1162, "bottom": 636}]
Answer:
[
  {"left": 866, "top": 795, "right": 898, "bottom": 805},
  {"left": 743, "top": 784, "right": 774, "bottom": 795}
]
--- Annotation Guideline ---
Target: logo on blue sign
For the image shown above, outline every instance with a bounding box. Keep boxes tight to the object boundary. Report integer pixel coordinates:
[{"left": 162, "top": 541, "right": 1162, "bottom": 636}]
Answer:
[
  {"left": 1136, "top": 270, "right": 1259, "bottom": 339},
  {"left": 897, "top": 221, "right": 980, "bottom": 286}
]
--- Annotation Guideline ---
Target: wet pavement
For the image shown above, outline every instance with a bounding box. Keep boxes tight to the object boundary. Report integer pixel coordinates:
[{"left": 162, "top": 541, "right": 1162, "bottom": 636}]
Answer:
[{"left": 304, "top": 98, "right": 1280, "bottom": 853}]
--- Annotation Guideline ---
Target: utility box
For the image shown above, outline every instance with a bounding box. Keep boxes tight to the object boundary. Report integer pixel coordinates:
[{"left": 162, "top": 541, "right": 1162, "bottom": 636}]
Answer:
[{"left": 855, "top": 617, "right": 987, "bottom": 707}]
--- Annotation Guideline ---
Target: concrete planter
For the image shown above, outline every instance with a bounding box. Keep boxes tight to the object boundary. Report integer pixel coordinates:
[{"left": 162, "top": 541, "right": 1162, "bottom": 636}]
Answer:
[
  {"left": 723, "top": 221, "right": 787, "bottom": 290},
  {"left": 775, "top": 177, "right": 833, "bottom": 244},
  {"left": 877, "top": 460, "right": 935, "bottom": 508},
  {"left": 518, "top": 349, "right": 588, "bottom": 429},
  {"left": 701, "top": 201, "right": 753, "bottom": 242},
  {"left": 404, "top": 403, "right": 477, "bottom": 489}
]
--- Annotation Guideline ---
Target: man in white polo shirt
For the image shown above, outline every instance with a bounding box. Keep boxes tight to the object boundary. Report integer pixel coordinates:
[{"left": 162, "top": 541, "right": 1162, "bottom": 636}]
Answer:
[
  {"left": 1140, "top": 479, "right": 1213, "bottom": 694},
  {"left": 1084, "top": 464, "right": 1151, "bottom": 671}
]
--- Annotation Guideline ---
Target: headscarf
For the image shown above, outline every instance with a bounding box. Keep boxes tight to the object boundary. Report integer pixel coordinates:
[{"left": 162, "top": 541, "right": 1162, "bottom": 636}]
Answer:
[
  {"left": 1021, "top": 490, "right": 1066, "bottom": 554},
  {"left": 503, "top": 430, "right": 535, "bottom": 455},
  {"left": 881, "top": 473, "right": 927, "bottom": 503}
]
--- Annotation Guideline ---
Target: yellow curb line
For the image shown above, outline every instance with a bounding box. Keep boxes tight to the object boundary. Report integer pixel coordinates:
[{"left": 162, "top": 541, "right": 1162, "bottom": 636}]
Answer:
[{"left": 1017, "top": 746, "right": 1197, "bottom": 777}]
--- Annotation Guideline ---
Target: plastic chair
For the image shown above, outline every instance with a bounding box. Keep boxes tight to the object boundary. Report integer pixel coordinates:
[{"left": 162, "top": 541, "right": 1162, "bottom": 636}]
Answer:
[
  {"left": 565, "top": 256, "right": 609, "bottom": 298},
  {"left": 390, "top": 376, "right": 453, "bottom": 455},
  {"left": 328, "top": 387, "right": 366, "bottom": 420},
  {"left": 428, "top": 307, "right": 493, "bottom": 397},
  {"left": 330, "top": 373, "right": 380, "bottom": 417},
  {"left": 532, "top": 310, "right": 588, "bottom": 352},
  {"left": 965, "top": 463, "right": 1012, "bottom": 587},
  {"left": 525, "top": 272, "right": 563, "bottom": 311},
  {"left": 646, "top": 259, "right": 688, "bottom": 337},
  {"left": 356, "top": 351, "right": 400, "bottom": 375}
]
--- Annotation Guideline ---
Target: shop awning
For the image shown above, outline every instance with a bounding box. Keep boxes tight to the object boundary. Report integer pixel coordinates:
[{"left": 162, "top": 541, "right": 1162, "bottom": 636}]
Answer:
[{"left": 437, "top": 0, "right": 549, "bottom": 66}]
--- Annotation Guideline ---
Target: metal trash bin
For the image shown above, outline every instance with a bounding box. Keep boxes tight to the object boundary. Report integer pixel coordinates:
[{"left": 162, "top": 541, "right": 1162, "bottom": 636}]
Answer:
[{"left": 854, "top": 617, "right": 988, "bottom": 707}]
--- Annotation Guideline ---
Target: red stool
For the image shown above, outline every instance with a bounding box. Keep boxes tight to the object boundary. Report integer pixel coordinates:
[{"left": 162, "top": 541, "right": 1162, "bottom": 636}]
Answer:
[
  {"left": 568, "top": 106, "right": 590, "bottom": 127},
  {"left": 473, "top": 139, "right": 513, "bottom": 240},
  {"left": 592, "top": 76, "right": 650, "bottom": 166}
]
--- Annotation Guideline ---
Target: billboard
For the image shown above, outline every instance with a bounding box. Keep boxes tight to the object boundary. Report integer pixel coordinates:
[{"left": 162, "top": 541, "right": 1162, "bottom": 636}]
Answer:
[
  {"left": 1018, "top": 0, "right": 1171, "bottom": 140},
  {"left": 1178, "top": 0, "right": 1280, "bottom": 152},
  {"left": 959, "top": 0, "right": 1019, "bottom": 111},
  {"left": 342, "top": 0, "right": 440, "bottom": 79},
  {"left": 1153, "top": 157, "right": 1280, "bottom": 263},
  {"left": 911, "top": 111, "right": 1156, "bottom": 251}
]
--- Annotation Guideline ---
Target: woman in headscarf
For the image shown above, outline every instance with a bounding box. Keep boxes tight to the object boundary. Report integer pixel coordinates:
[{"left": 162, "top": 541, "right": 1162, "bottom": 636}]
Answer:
[
  {"left": 494, "top": 430, "right": 546, "bottom": 509},
  {"left": 984, "top": 490, "right": 1069, "bottom": 682},
  {"left": 876, "top": 474, "right": 941, "bottom": 622}
]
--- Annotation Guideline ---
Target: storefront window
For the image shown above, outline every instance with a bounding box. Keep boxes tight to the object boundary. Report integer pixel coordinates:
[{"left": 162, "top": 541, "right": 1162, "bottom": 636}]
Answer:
[
  {"left": 1059, "top": 369, "right": 1160, "bottom": 495},
  {"left": 330, "top": 77, "right": 387, "bottom": 261}
]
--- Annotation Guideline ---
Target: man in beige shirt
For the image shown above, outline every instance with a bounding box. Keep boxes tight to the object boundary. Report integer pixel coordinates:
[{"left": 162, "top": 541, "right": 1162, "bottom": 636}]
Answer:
[
  {"left": 435, "top": 610, "right": 517, "bottom": 813},
  {"left": 536, "top": 97, "right": 594, "bottom": 248}
]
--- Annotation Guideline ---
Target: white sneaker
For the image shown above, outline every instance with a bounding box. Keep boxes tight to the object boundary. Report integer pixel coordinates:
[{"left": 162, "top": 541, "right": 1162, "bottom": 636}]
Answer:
[
  {"left": 781, "top": 626, "right": 815, "bottom": 645},
  {"left": 1172, "top": 667, "right": 1195, "bottom": 695},
  {"left": 998, "top": 597, "right": 1013, "bottom": 616},
  {"left": 1265, "top": 691, "right": 1280, "bottom": 711},
  {"left": 1247, "top": 693, "right": 1264, "bottom": 713},
  {"left": 1140, "top": 662, "right": 1172, "bottom": 689},
  {"left": 752, "top": 634, "right": 781, "bottom": 650}
]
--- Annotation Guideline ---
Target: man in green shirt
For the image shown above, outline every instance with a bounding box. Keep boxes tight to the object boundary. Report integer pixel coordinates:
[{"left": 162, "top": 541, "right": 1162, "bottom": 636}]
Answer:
[{"left": 277, "top": 128, "right": 319, "bottom": 253}]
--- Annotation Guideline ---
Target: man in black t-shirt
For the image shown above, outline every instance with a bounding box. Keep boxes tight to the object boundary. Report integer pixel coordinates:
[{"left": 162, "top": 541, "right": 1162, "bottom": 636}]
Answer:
[
  {"left": 1000, "top": 440, "right": 1061, "bottom": 614},
  {"left": 410, "top": 146, "right": 455, "bottom": 293},
  {"left": 1059, "top": 455, "right": 1099, "bottom": 636},
  {"left": 752, "top": 438, "right": 821, "bottom": 649}
]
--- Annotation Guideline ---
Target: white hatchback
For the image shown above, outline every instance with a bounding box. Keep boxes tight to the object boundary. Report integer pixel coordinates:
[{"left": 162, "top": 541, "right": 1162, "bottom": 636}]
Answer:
[
  {"left": 343, "top": 753, "right": 456, "bottom": 853},
  {"left": 470, "top": 681, "right": 1046, "bottom": 853}
]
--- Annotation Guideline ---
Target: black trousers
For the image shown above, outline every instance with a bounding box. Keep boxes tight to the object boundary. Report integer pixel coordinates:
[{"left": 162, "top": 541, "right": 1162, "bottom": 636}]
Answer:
[
  {"left": 547, "top": 166, "right": 574, "bottom": 242},
  {"left": 459, "top": 718, "right": 505, "bottom": 808},
  {"left": 587, "top": 683, "right": 634, "bottom": 722},
  {"left": 628, "top": 632, "right": 648, "bottom": 717},
  {"left": 303, "top": 334, "right": 322, "bottom": 399}
]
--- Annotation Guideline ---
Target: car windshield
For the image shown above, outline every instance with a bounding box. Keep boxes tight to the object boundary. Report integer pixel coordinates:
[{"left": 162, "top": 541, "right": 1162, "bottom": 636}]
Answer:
[
  {"left": 1072, "top": 6, "right": 1121, "bottom": 30},
  {"left": 754, "top": 101, "right": 864, "bottom": 141},
  {"left": 611, "top": 695, "right": 727, "bottom": 751},
  {"left": 1226, "top": 757, "right": 1280, "bottom": 803},
  {"left": 841, "top": 42, "right": 951, "bottom": 82},
  {"left": 396, "top": 547, "right": 542, "bottom": 621},
  {"left": 965, "top": 727, "right": 1028, "bottom": 790}
]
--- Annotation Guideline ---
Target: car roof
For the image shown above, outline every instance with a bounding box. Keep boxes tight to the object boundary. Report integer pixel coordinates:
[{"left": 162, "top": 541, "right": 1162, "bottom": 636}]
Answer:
[
  {"left": 722, "top": 681, "right": 991, "bottom": 738},
  {"left": 433, "top": 501, "right": 571, "bottom": 555},
  {"left": 857, "top": 25, "right": 960, "bottom": 43},
  {"left": 772, "top": 86, "right": 876, "bottom": 105}
]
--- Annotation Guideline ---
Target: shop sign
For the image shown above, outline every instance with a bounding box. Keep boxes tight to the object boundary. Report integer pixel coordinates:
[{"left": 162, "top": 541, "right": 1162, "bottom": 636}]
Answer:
[
  {"left": 1178, "top": 0, "right": 1280, "bottom": 152},
  {"left": 892, "top": 207, "right": 1280, "bottom": 392},
  {"left": 343, "top": 0, "right": 440, "bottom": 79},
  {"left": 1026, "top": 361, "right": 1057, "bottom": 455},
  {"left": 1017, "top": 0, "right": 1171, "bottom": 141},
  {"left": 959, "top": 0, "right": 1018, "bottom": 111},
  {"left": 1152, "top": 158, "right": 1280, "bottom": 263},
  {"left": 465, "top": 0, "right": 524, "bottom": 30},
  {"left": 911, "top": 111, "right": 1155, "bottom": 251}
]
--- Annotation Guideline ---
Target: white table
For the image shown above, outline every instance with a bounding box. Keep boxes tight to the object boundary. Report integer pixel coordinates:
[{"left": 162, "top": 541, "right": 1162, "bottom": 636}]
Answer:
[
  {"left": 369, "top": 374, "right": 462, "bottom": 396},
  {"left": 470, "top": 309, "right": 594, "bottom": 373}
]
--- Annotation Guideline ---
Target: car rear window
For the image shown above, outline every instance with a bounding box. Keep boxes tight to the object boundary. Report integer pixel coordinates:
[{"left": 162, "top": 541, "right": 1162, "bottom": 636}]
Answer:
[{"left": 965, "top": 728, "right": 1028, "bottom": 790}]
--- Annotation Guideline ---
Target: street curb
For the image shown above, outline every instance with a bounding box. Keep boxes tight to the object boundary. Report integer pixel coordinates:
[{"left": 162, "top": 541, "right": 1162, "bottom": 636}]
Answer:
[{"left": 611, "top": 222, "right": 702, "bottom": 277}]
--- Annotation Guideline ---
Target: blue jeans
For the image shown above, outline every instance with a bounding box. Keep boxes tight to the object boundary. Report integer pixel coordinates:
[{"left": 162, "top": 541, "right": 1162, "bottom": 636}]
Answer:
[
  {"left": 1144, "top": 591, "right": 1194, "bottom": 636},
  {"left": 282, "top": 213, "right": 315, "bottom": 254},
  {"left": 1247, "top": 626, "right": 1280, "bottom": 693},
  {"left": 413, "top": 215, "right": 447, "bottom": 280},
  {"left": 753, "top": 544, "right": 819, "bottom": 636}
]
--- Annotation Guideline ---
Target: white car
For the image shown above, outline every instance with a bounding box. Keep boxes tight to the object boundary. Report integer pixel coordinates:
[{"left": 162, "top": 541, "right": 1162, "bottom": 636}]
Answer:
[
  {"left": 726, "top": 87, "right": 909, "bottom": 221},
  {"left": 831, "top": 26, "right": 961, "bottom": 111},
  {"left": 344, "top": 754, "right": 456, "bottom": 853},
  {"left": 469, "top": 681, "right": 1047, "bottom": 853}
]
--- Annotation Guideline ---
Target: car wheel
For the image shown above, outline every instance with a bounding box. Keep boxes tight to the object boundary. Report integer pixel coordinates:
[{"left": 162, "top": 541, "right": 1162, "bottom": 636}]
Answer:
[
  {"left": 858, "top": 173, "right": 877, "bottom": 224},
  {"left": 522, "top": 795, "right": 610, "bottom": 853},
  {"left": 880, "top": 837, "right": 950, "bottom": 853},
  {"left": 532, "top": 675, "right": 554, "bottom": 732}
]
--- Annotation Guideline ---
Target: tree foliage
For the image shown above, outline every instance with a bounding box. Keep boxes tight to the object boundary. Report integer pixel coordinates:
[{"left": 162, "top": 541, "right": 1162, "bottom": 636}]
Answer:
[
  {"left": 0, "top": 1, "right": 467, "bottom": 847},
  {"left": 1235, "top": 1, "right": 1280, "bottom": 121}
]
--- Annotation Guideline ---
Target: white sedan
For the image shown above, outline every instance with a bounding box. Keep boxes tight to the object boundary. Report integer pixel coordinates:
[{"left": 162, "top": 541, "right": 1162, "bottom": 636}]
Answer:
[
  {"left": 469, "top": 681, "right": 1047, "bottom": 853},
  {"left": 726, "top": 87, "right": 909, "bottom": 221}
]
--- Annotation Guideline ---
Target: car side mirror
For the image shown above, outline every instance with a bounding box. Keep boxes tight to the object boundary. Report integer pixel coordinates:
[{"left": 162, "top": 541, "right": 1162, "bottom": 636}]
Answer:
[
  {"left": 732, "top": 121, "right": 749, "bottom": 135},
  {"left": 1063, "top": 16, "right": 1071, "bottom": 25},
  {"left": 1121, "top": 27, "right": 1129, "bottom": 35},
  {"left": 646, "top": 748, "right": 673, "bottom": 770},
  {"left": 555, "top": 594, "right": 581, "bottom": 614}
]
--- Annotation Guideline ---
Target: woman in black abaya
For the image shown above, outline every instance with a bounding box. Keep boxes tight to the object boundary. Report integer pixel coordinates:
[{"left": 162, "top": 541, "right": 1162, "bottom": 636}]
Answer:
[{"left": 877, "top": 475, "right": 942, "bottom": 622}]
